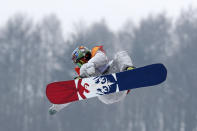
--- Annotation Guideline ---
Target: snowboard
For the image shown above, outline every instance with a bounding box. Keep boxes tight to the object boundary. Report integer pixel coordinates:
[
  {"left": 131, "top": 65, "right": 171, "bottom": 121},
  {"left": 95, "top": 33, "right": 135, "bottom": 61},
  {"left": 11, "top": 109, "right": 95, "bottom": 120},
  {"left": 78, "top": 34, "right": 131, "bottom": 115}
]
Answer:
[{"left": 46, "top": 63, "right": 167, "bottom": 104}]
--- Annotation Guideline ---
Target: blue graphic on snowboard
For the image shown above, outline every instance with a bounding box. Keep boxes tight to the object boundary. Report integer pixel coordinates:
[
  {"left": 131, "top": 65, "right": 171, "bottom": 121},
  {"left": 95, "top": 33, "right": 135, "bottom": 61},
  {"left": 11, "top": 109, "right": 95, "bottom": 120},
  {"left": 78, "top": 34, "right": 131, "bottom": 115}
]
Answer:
[
  {"left": 92, "top": 63, "right": 167, "bottom": 95},
  {"left": 93, "top": 75, "right": 117, "bottom": 95}
]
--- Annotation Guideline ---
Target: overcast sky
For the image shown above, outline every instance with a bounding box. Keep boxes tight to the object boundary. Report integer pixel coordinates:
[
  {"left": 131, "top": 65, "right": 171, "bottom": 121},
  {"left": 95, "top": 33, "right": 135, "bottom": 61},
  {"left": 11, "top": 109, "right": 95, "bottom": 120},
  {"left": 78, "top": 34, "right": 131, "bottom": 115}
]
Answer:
[{"left": 1, "top": 0, "right": 197, "bottom": 32}]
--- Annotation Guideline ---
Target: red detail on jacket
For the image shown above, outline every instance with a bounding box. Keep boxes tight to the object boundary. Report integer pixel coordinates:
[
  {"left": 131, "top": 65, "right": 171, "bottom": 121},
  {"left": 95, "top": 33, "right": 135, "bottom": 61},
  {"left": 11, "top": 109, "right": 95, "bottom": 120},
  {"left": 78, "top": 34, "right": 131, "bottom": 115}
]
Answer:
[{"left": 75, "top": 67, "right": 80, "bottom": 76}]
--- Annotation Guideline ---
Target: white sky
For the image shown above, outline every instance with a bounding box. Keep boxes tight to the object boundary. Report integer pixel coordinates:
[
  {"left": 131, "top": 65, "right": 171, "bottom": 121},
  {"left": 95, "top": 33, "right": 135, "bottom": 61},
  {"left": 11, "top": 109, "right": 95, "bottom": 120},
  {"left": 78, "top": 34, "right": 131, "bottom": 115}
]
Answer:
[{"left": 0, "top": 0, "right": 197, "bottom": 33}]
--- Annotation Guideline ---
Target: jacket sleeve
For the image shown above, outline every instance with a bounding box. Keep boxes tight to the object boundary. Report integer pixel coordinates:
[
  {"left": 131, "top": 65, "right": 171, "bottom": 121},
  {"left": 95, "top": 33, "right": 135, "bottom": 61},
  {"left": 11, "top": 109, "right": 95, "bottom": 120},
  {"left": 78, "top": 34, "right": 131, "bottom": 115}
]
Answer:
[{"left": 88, "top": 50, "right": 108, "bottom": 68}]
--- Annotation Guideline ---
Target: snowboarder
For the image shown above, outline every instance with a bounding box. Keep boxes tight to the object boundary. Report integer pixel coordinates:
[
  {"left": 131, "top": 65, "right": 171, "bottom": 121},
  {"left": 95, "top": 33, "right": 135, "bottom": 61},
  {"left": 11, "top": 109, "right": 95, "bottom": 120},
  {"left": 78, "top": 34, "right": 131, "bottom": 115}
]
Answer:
[{"left": 49, "top": 45, "right": 135, "bottom": 115}]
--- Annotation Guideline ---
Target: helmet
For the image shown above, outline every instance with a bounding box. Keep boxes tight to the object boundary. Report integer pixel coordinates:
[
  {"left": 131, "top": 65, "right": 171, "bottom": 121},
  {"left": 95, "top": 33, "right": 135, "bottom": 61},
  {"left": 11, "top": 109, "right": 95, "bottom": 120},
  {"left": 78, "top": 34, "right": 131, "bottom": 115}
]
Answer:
[{"left": 72, "top": 46, "right": 91, "bottom": 67}]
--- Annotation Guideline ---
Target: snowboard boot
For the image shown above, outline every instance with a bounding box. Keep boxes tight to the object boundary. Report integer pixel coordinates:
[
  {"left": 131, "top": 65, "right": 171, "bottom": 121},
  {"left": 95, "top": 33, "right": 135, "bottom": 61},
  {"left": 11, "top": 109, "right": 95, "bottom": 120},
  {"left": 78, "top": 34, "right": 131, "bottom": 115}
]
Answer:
[
  {"left": 49, "top": 106, "right": 57, "bottom": 115},
  {"left": 126, "top": 66, "right": 136, "bottom": 71}
]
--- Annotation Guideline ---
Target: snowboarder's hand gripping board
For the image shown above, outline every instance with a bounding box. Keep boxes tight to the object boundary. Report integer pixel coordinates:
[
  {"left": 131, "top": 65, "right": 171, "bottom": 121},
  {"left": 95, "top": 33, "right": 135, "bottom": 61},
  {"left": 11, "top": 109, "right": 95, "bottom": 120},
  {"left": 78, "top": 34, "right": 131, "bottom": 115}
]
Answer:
[{"left": 46, "top": 63, "right": 167, "bottom": 104}]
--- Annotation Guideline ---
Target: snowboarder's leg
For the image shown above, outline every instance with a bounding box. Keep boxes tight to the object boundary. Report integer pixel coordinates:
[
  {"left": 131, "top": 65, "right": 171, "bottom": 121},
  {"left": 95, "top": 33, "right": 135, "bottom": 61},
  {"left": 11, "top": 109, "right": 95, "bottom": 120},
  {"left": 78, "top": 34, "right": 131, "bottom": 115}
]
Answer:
[
  {"left": 115, "top": 51, "right": 136, "bottom": 94},
  {"left": 114, "top": 51, "right": 134, "bottom": 71},
  {"left": 49, "top": 103, "right": 70, "bottom": 115},
  {"left": 98, "top": 51, "right": 135, "bottom": 104}
]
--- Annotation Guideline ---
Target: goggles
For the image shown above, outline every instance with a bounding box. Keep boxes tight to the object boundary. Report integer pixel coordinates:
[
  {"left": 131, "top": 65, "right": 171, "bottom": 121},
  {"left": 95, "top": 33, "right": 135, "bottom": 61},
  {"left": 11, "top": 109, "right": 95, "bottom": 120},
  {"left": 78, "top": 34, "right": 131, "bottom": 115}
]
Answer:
[{"left": 75, "top": 57, "right": 88, "bottom": 68}]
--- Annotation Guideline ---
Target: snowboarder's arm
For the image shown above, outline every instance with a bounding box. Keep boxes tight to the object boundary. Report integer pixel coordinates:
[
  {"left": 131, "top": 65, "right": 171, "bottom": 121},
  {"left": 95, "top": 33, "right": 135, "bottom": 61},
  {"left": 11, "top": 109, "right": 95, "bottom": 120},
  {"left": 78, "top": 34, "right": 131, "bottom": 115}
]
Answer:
[
  {"left": 88, "top": 50, "right": 108, "bottom": 68},
  {"left": 80, "top": 51, "right": 108, "bottom": 77}
]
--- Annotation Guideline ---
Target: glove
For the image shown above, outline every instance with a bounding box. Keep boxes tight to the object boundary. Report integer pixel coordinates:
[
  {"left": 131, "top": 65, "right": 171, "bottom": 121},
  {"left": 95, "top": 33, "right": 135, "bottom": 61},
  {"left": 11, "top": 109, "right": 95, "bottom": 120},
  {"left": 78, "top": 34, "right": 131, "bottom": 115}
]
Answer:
[{"left": 80, "top": 62, "right": 95, "bottom": 77}]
